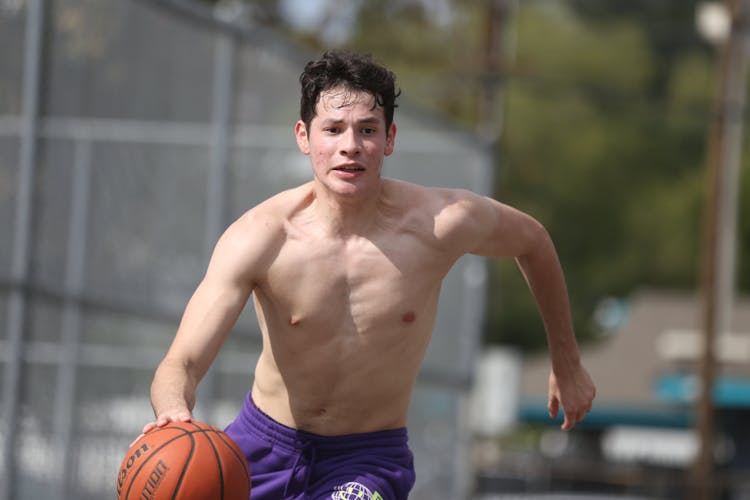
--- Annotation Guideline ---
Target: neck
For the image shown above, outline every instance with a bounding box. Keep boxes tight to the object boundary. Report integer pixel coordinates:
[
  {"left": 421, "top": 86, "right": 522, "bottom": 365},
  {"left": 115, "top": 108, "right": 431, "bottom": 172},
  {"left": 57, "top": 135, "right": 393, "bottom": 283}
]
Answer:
[{"left": 312, "top": 180, "right": 384, "bottom": 236}]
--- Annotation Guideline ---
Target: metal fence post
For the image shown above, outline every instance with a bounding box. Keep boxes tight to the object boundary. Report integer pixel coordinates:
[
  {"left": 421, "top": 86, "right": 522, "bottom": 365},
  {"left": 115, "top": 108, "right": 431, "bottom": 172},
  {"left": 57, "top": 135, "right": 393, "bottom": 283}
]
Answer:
[
  {"left": 52, "top": 137, "right": 93, "bottom": 500},
  {"left": 1, "top": 0, "right": 45, "bottom": 498},
  {"left": 195, "top": 30, "right": 237, "bottom": 423}
]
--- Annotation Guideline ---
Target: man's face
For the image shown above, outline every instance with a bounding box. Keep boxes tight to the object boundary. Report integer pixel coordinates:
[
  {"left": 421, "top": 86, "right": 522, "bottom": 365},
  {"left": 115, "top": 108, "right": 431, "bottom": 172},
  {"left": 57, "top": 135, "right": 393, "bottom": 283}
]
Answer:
[{"left": 295, "top": 87, "right": 396, "bottom": 197}]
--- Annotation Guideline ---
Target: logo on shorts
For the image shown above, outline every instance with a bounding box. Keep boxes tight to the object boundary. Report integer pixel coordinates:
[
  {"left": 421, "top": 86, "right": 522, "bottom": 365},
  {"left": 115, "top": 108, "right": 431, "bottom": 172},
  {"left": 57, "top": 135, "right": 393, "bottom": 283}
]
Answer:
[{"left": 331, "top": 481, "right": 383, "bottom": 500}]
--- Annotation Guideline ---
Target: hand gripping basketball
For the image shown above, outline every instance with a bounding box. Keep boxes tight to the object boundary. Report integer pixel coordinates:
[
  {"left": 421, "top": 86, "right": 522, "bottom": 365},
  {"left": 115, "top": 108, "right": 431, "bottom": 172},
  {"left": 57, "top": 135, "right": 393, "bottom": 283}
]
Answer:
[{"left": 117, "top": 421, "right": 251, "bottom": 500}]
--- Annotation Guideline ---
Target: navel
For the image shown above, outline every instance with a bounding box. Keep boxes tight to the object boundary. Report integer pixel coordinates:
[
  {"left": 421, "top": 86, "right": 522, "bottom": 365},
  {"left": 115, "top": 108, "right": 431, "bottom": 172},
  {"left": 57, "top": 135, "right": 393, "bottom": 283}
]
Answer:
[{"left": 402, "top": 311, "right": 416, "bottom": 323}]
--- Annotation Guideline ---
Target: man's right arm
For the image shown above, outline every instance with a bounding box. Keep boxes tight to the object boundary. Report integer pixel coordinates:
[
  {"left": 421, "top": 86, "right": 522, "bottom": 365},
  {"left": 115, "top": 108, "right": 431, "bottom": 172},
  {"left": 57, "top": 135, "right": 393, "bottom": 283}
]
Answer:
[{"left": 142, "top": 210, "right": 276, "bottom": 435}]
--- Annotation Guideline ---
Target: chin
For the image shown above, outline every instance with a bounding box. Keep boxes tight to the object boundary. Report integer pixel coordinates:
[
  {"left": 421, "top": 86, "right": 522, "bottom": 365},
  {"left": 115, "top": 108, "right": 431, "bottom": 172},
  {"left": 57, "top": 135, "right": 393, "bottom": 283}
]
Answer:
[
  {"left": 333, "top": 185, "right": 365, "bottom": 198},
  {"left": 330, "top": 178, "right": 373, "bottom": 196},
  {"left": 316, "top": 172, "right": 381, "bottom": 198}
]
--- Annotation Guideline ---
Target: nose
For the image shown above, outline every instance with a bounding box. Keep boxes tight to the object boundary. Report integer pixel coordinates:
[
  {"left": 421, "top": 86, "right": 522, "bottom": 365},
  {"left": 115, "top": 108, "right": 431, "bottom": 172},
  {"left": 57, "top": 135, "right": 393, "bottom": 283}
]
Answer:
[{"left": 339, "top": 128, "right": 360, "bottom": 156}]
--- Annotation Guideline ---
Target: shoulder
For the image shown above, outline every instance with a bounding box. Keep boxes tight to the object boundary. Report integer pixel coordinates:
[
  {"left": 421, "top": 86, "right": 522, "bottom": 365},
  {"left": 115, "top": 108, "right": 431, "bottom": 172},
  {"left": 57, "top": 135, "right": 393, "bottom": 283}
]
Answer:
[
  {"left": 390, "top": 180, "right": 489, "bottom": 223},
  {"left": 383, "top": 178, "right": 493, "bottom": 244},
  {"left": 229, "top": 183, "right": 313, "bottom": 237},
  {"left": 383, "top": 178, "right": 482, "bottom": 212},
  {"left": 386, "top": 179, "right": 547, "bottom": 258},
  {"left": 212, "top": 183, "right": 313, "bottom": 267}
]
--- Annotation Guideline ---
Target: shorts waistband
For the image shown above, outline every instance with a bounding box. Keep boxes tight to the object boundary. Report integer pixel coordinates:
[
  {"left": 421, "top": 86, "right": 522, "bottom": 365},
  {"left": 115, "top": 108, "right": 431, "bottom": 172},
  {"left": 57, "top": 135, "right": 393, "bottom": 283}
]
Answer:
[{"left": 238, "top": 391, "right": 409, "bottom": 453}]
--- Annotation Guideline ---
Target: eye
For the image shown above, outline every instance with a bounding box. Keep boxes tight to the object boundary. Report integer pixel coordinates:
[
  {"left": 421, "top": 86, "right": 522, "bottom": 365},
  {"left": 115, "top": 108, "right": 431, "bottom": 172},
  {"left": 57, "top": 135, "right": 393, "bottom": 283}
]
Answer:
[
  {"left": 324, "top": 127, "right": 339, "bottom": 134},
  {"left": 362, "top": 127, "right": 376, "bottom": 135}
]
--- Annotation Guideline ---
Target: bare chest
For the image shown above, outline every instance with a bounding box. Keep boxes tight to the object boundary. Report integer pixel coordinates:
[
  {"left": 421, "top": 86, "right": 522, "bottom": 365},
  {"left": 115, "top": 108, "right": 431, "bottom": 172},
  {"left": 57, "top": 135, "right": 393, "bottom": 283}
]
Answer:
[{"left": 258, "top": 233, "right": 448, "bottom": 331}]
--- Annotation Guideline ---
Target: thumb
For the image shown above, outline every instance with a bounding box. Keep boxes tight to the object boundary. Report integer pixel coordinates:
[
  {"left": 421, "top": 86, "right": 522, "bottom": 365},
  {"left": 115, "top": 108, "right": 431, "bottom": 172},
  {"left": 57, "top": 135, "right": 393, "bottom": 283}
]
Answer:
[{"left": 548, "top": 395, "right": 559, "bottom": 419}]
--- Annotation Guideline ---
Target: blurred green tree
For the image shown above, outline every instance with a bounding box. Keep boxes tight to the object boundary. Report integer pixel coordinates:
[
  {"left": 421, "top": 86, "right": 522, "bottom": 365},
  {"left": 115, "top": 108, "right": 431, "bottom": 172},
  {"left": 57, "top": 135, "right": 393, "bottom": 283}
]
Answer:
[{"left": 489, "top": 3, "right": 714, "bottom": 349}]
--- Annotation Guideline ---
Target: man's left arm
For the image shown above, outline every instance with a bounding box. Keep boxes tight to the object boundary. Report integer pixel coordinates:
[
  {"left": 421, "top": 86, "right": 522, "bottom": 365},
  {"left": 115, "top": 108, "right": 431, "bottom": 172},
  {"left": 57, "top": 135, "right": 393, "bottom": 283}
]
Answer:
[
  {"left": 449, "top": 190, "right": 596, "bottom": 430},
  {"left": 512, "top": 223, "right": 596, "bottom": 430}
]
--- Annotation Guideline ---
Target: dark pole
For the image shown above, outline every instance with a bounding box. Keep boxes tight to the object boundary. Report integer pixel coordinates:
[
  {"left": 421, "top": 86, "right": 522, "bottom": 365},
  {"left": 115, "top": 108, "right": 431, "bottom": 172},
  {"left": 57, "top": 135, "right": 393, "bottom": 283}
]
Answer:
[
  {"left": 477, "top": 0, "right": 514, "bottom": 144},
  {"left": 692, "top": 1, "right": 748, "bottom": 498}
]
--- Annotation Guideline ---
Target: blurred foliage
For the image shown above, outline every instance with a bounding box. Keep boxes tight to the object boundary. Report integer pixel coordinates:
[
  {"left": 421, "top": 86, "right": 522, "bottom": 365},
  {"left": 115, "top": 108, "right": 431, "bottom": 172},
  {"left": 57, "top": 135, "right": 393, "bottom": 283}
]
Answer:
[
  {"left": 490, "top": 2, "right": 712, "bottom": 349},
  {"left": 200, "top": 0, "right": 749, "bottom": 353}
]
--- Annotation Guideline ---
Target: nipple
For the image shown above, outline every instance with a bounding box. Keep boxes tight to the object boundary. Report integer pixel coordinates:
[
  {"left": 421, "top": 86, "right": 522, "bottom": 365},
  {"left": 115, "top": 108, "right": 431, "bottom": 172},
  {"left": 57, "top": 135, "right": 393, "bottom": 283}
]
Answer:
[
  {"left": 402, "top": 311, "right": 416, "bottom": 323},
  {"left": 290, "top": 316, "right": 301, "bottom": 326}
]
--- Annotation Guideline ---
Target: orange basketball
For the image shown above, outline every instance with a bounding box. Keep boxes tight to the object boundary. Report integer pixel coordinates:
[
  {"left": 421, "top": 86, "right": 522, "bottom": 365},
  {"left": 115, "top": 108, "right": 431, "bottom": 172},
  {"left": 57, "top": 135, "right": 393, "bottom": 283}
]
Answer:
[{"left": 116, "top": 421, "right": 251, "bottom": 500}]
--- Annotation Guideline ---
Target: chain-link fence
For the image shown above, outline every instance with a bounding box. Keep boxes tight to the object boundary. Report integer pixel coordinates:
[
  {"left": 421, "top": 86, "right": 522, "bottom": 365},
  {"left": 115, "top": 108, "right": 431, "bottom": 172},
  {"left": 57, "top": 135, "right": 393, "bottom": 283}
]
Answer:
[{"left": 0, "top": 1, "right": 492, "bottom": 498}]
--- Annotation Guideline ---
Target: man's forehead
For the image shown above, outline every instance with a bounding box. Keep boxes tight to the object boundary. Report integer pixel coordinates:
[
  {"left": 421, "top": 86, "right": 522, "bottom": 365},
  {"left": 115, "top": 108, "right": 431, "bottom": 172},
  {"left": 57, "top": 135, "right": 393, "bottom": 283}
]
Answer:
[{"left": 317, "top": 87, "right": 381, "bottom": 115}]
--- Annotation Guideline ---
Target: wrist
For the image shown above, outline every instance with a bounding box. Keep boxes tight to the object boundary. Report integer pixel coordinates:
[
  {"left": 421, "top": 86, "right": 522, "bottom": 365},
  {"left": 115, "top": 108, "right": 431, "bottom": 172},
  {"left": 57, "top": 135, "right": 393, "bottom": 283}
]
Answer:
[{"left": 550, "top": 349, "right": 581, "bottom": 375}]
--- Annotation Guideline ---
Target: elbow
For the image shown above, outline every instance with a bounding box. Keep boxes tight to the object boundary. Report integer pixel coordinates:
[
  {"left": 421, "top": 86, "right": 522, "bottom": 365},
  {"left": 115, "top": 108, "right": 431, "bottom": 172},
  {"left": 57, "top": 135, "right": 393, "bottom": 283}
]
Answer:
[{"left": 520, "top": 218, "right": 552, "bottom": 257}]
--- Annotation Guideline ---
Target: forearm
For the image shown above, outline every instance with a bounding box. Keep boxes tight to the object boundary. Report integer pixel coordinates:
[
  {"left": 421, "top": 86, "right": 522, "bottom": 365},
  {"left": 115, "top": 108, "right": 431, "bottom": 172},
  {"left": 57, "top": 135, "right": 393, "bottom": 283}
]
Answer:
[
  {"left": 515, "top": 229, "right": 581, "bottom": 372},
  {"left": 150, "top": 356, "right": 199, "bottom": 418}
]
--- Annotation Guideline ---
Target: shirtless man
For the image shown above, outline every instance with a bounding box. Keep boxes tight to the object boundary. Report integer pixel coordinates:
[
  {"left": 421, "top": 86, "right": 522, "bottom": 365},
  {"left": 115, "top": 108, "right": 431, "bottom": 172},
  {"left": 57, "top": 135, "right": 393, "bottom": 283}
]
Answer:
[{"left": 143, "top": 50, "right": 596, "bottom": 499}]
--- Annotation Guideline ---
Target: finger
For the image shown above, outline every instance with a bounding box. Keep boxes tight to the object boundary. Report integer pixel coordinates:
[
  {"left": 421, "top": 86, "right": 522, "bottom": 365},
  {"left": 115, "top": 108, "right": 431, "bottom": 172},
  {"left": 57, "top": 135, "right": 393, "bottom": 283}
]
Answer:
[
  {"left": 561, "top": 411, "right": 575, "bottom": 431},
  {"left": 141, "top": 421, "right": 157, "bottom": 434},
  {"left": 562, "top": 409, "right": 588, "bottom": 431},
  {"left": 548, "top": 397, "right": 559, "bottom": 419},
  {"left": 156, "top": 412, "right": 192, "bottom": 426}
]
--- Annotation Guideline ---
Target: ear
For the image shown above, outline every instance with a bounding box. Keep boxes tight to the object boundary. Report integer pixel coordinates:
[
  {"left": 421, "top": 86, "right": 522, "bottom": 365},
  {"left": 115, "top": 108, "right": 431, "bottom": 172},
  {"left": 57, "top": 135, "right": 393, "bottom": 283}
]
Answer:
[
  {"left": 384, "top": 122, "right": 397, "bottom": 157},
  {"left": 295, "top": 120, "right": 310, "bottom": 155}
]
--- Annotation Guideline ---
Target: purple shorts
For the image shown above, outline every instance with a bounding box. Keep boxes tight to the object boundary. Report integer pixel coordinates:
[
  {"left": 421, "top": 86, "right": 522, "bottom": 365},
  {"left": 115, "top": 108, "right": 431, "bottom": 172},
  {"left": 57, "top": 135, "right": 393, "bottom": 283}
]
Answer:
[{"left": 224, "top": 392, "right": 416, "bottom": 500}]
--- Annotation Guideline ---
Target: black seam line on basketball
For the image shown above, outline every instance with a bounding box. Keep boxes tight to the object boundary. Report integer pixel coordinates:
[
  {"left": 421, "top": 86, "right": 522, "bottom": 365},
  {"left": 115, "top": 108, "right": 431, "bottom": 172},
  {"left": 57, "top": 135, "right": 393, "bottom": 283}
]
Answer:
[
  {"left": 123, "top": 428, "right": 192, "bottom": 500},
  {"left": 214, "top": 431, "right": 251, "bottom": 484},
  {"left": 123, "top": 429, "right": 193, "bottom": 498},
  {"left": 199, "top": 429, "right": 226, "bottom": 500},
  {"left": 214, "top": 431, "right": 252, "bottom": 486},
  {"left": 171, "top": 428, "right": 197, "bottom": 500}
]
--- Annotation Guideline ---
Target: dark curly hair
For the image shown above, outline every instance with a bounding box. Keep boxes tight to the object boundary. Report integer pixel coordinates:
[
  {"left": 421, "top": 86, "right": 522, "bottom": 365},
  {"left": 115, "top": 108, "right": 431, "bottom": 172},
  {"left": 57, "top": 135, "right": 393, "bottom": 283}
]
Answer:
[{"left": 299, "top": 50, "right": 400, "bottom": 134}]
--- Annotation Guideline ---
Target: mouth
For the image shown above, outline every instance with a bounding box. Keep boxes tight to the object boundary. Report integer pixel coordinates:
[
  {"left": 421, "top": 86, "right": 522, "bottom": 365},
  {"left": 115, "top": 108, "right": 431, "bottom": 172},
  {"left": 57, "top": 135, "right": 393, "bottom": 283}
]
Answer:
[{"left": 333, "top": 164, "right": 365, "bottom": 173}]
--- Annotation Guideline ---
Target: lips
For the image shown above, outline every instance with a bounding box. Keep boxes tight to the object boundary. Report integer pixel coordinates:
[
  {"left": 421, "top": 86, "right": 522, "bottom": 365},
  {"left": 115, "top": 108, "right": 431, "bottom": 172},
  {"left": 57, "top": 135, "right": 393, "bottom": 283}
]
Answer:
[
  {"left": 331, "top": 165, "right": 365, "bottom": 181},
  {"left": 333, "top": 164, "right": 365, "bottom": 172}
]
